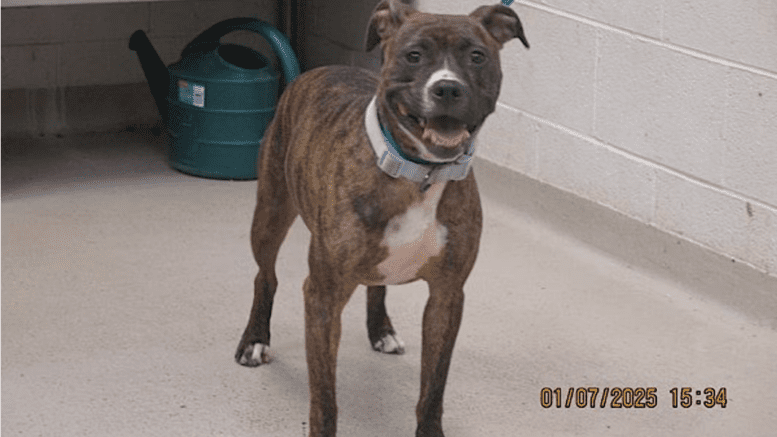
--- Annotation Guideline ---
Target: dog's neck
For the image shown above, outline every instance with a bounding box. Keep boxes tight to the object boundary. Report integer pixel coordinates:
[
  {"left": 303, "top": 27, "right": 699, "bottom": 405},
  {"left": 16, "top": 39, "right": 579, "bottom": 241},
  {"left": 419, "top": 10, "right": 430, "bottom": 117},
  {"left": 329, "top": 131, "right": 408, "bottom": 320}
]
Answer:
[{"left": 364, "top": 96, "right": 478, "bottom": 192}]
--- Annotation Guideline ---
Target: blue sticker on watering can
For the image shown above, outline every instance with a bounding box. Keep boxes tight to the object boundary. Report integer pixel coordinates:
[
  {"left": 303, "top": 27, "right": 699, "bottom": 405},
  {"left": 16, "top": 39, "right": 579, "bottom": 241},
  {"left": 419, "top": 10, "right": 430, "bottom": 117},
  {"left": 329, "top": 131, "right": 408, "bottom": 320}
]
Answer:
[{"left": 178, "top": 79, "right": 205, "bottom": 108}]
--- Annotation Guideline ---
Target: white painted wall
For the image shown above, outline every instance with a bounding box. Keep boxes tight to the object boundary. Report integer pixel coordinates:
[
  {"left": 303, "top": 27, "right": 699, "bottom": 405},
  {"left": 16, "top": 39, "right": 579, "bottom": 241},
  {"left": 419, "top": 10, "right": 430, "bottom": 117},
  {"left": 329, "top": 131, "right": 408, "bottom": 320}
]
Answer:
[{"left": 416, "top": 0, "right": 777, "bottom": 277}]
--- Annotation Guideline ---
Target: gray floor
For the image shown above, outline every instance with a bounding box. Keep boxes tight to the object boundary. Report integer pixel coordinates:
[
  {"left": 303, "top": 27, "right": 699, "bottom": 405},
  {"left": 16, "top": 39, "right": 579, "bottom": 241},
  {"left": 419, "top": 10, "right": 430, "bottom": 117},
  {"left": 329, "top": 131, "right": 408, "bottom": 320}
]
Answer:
[{"left": 3, "top": 129, "right": 776, "bottom": 436}]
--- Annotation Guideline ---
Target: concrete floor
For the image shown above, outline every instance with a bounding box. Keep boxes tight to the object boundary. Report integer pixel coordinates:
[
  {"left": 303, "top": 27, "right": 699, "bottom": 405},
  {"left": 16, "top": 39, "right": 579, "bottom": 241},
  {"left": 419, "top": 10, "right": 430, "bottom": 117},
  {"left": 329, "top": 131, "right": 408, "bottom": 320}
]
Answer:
[{"left": 2, "top": 128, "right": 776, "bottom": 436}]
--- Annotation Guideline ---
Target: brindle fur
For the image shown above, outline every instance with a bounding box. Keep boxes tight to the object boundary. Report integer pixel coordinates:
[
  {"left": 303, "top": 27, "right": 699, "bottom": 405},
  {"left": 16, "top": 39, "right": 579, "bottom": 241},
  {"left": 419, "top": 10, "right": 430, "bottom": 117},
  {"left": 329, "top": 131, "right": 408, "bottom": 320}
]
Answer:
[{"left": 235, "top": 1, "right": 526, "bottom": 435}]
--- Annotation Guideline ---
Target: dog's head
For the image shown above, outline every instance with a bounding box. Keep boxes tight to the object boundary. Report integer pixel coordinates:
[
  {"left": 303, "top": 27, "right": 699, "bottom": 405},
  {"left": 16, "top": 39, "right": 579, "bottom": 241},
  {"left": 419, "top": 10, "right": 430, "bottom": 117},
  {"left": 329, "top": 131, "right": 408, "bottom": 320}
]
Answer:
[{"left": 366, "top": 0, "right": 529, "bottom": 163}]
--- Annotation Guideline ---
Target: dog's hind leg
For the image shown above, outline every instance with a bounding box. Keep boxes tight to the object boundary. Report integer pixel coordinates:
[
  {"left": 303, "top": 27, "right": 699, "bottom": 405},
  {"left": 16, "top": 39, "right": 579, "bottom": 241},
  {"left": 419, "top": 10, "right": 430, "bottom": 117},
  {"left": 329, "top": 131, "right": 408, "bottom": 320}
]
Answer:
[
  {"left": 367, "top": 285, "right": 405, "bottom": 354},
  {"left": 235, "top": 120, "right": 298, "bottom": 367}
]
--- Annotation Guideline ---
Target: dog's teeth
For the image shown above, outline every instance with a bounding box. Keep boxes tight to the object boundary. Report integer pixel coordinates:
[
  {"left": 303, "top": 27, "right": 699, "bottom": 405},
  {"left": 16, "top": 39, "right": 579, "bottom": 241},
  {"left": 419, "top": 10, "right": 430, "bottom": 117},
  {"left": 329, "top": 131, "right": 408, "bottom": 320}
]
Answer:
[{"left": 422, "top": 126, "right": 470, "bottom": 147}]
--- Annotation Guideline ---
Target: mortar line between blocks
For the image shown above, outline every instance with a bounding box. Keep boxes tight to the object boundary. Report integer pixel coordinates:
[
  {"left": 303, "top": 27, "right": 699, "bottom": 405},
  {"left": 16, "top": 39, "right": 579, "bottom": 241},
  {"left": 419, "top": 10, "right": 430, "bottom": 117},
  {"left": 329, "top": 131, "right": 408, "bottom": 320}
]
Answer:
[
  {"left": 496, "top": 102, "right": 777, "bottom": 214},
  {"left": 514, "top": 0, "right": 777, "bottom": 81},
  {"left": 591, "top": 28, "right": 601, "bottom": 139}
]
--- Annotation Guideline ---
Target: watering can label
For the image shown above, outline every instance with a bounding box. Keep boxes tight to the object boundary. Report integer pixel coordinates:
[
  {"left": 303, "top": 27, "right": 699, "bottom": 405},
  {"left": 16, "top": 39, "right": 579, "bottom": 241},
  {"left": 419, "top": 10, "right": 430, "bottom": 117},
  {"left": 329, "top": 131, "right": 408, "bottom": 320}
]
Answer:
[{"left": 178, "top": 79, "right": 205, "bottom": 108}]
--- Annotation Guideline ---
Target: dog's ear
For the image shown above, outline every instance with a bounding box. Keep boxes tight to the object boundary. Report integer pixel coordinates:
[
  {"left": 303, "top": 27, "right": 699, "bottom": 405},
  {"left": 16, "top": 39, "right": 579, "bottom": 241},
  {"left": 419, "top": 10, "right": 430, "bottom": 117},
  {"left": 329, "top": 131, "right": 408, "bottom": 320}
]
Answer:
[
  {"left": 470, "top": 4, "right": 529, "bottom": 49},
  {"left": 365, "top": 0, "right": 416, "bottom": 52}
]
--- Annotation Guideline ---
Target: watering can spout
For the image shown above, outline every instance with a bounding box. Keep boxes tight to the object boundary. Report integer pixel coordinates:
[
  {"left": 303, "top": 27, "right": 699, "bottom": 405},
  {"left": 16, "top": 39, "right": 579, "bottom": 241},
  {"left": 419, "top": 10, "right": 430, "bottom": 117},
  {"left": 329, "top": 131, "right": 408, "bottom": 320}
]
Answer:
[{"left": 129, "top": 30, "right": 169, "bottom": 122}]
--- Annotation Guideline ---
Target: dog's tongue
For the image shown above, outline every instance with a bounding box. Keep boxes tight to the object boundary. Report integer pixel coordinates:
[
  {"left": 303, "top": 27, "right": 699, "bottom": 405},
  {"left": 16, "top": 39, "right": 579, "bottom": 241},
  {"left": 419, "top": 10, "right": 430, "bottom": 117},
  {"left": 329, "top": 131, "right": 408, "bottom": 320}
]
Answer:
[{"left": 422, "top": 116, "right": 470, "bottom": 148}]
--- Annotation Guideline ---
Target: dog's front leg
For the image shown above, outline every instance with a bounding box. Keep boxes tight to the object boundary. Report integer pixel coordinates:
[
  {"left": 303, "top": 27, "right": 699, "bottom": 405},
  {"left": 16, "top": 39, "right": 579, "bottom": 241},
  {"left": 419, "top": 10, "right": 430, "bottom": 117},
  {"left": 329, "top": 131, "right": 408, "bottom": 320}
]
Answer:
[
  {"left": 303, "top": 271, "right": 357, "bottom": 437},
  {"left": 416, "top": 282, "right": 465, "bottom": 437}
]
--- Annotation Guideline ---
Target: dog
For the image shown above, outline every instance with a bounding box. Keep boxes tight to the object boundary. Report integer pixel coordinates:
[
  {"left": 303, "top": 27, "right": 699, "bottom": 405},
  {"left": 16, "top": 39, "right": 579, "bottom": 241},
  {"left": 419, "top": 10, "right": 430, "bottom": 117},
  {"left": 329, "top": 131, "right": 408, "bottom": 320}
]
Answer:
[{"left": 235, "top": 1, "right": 528, "bottom": 435}]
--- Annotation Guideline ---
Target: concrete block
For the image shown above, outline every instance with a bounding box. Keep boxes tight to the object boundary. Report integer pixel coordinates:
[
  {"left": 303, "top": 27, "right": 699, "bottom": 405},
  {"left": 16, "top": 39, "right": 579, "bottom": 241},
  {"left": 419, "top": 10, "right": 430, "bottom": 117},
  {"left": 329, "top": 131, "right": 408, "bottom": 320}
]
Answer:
[
  {"left": 194, "top": 0, "right": 277, "bottom": 28},
  {"left": 655, "top": 171, "right": 752, "bottom": 267},
  {"left": 1, "top": 89, "right": 30, "bottom": 135},
  {"left": 146, "top": 1, "right": 278, "bottom": 70},
  {"left": 418, "top": 0, "right": 662, "bottom": 39},
  {"left": 746, "top": 203, "right": 777, "bottom": 276},
  {"left": 536, "top": 122, "right": 656, "bottom": 223},
  {"left": 595, "top": 31, "right": 729, "bottom": 185},
  {"left": 414, "top": 0, "right": 477, "bottom": 15},
  {"left": 1, "top": 3, "right": 149, "bottom": 45},
  {"left": 148, "top": 1, "right": 199, "bottom": 37},
  {"left": 60, "top": 39, "right": 146, "bottom": 87},
  {"left": 1, "top": 83, "right": 160, "bottom": 137},
  {"left": 537, "top": 0, "right": 663, "bottom": 38},
  {"left": 58, "top": 3, "right": 149, "bottom": 43},
  {"left": 477, "top": 104, "right": 537, "bottom": 178},
  {"left": 477, "top": 158, "right": 777, "bottom": 322},
  {"left": 302, "top": 35, "right": 355, "bottom": 70},
  {"left": 149, "top": 0, "right": 276, "bottom": 38},
  {"left": 0, "top": 6, "right": 58, "bottom": 45},
  {"left": 500, "top": 4, "right": 597, "bottom": 135},
  {"left": 26, "top": 88, "right": 66, "bottom": 136},
  {"left": 663, "top": 0, "right": 777, "bottom": 73},
  {"left": 1, "top": 45, "right": 58, "bottom": 90},
  {"left": 723, "top": 71, "right": 777, "bottom": 206},
  {"left": 63, "top": 83, "right": 160, "bottom": 133},
  {"left": 660, "top": 175, "right": 777, "bottom": 277},
  {"left": 308, "top": 0, "right": 374, "bottom": 51},
  {"left": 134, "top": 35, "right": 196, "bottom": 67}
]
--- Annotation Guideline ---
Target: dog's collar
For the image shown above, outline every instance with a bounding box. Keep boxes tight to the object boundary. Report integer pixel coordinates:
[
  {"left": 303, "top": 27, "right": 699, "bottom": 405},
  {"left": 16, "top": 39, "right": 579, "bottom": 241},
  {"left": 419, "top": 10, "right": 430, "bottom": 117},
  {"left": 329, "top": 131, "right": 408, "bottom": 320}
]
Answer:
[{"left": 364, "top": 96, "right": 477, "bottom": 191}]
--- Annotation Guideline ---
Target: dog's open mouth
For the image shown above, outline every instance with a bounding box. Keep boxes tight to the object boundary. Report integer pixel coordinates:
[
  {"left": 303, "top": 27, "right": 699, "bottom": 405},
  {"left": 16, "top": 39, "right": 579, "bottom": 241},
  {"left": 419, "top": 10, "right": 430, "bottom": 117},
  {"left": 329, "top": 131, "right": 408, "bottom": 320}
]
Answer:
[
  {"left": 422, "top": 116, "right": 471, "bottom": 148},
  {"left": 397, "top": 102, "right": 471, "bottom": 149}
]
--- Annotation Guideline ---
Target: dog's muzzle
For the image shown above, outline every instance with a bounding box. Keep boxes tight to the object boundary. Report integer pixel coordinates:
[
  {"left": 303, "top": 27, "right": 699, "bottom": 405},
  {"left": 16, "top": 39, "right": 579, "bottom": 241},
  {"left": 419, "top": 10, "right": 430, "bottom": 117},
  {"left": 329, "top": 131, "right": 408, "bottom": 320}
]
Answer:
[{"left": 365, "top": 96, "right": 479, "bottom": 191}]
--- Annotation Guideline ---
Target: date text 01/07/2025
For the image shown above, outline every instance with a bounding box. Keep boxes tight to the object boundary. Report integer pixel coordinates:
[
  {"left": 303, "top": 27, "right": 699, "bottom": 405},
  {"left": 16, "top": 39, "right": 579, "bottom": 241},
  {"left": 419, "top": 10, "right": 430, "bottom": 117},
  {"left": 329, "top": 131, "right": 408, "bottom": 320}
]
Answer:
[{"left": 540, "top": 387, "right": 728, "bottom": 409}]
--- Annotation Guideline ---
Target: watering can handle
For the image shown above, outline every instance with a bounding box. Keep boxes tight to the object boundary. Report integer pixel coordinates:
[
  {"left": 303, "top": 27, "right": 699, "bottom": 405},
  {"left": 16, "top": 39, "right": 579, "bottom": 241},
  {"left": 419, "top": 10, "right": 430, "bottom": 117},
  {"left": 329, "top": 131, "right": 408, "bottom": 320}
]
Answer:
[{"left": 181, "top": 17, "right": 300, "bottom": 84}]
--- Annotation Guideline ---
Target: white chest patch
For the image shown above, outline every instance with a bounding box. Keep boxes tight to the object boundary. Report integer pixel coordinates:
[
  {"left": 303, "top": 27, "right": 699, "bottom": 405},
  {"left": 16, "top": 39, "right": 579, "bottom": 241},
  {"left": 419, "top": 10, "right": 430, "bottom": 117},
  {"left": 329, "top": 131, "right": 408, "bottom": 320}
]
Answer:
[{"left": 376, "top": 182, "right": 448, "bottom": 285}]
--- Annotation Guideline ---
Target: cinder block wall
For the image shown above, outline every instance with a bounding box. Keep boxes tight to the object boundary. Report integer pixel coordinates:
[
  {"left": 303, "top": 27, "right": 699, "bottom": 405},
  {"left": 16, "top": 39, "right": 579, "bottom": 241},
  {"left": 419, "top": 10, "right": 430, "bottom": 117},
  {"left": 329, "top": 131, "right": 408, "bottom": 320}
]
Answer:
[
  {"left": 1, "top": 0, "right": 276, "bottom": 136},
  {"left": 416, "top": 0, "right": 777, "bottom": 278},
  {"left": 302, "top": 0, "right": 382, "bottom": 71}
]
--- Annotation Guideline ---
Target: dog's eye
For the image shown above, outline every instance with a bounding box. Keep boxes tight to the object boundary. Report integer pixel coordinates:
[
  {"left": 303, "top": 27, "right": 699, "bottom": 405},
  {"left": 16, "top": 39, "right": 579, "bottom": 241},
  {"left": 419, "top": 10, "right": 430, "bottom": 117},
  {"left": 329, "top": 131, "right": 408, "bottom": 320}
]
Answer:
[
  {"left": 406, "top": 51, "right": 422, "bottom": 64},
  {"left": 471, "top": 50, "right": 486, "bottom": 64}
]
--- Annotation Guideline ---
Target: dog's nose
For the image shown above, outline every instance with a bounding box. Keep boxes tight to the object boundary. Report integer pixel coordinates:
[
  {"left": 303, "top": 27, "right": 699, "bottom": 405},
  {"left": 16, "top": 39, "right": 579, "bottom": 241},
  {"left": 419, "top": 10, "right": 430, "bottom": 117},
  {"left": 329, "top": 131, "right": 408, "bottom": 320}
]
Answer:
[{"left": 430, "top": 80, "right": 465, "bottom": 104}]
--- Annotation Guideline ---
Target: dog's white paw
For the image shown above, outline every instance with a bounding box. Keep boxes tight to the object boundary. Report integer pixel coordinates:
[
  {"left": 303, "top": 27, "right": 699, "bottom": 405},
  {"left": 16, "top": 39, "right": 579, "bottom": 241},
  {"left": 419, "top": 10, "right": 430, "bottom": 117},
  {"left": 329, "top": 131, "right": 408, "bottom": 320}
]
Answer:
[
  {"left": 373, "top": 333, "right": 406, "bottom": 355},
  {"left": 237, "top": 343, "right": 271, "bottom": 367}
]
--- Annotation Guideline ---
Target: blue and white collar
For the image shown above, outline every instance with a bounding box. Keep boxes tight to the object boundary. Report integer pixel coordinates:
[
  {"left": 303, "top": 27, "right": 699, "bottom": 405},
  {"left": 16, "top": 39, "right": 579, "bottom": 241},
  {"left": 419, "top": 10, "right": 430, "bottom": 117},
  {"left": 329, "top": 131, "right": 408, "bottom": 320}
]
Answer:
[{"left": 364, "top": 96, "right": 478, "bottom": 191}]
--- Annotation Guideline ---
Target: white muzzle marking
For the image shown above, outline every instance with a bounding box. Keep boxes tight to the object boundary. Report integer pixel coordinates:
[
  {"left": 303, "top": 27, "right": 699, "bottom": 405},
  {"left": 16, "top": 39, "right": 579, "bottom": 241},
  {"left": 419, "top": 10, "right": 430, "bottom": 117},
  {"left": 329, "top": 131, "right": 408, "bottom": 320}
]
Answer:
[{"left": 422, "top": 61, "right": 465, "bottom": 113}]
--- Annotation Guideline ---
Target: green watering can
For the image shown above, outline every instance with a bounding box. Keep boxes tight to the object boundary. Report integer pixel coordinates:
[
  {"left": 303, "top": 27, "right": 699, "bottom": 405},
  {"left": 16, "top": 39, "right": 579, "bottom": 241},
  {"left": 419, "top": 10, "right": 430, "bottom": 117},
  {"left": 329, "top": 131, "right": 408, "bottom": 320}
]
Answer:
[{"left": 129, "top": 18, "right": 300, "bottom": 179}]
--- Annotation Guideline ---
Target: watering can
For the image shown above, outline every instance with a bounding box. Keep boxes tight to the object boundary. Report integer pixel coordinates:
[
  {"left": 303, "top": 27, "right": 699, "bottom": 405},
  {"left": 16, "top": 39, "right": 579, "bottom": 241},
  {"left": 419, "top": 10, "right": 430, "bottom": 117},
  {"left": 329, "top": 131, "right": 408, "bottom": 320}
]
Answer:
[{"left": 129, "top": 18, "right": 300, "bottom": 179}]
